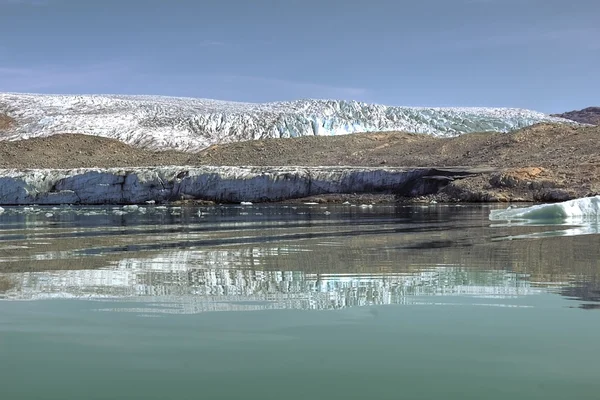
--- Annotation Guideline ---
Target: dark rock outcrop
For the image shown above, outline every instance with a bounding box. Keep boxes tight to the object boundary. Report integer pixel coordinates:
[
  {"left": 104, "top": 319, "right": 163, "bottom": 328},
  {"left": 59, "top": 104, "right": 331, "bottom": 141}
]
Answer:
[{"left": 552, "top": 107, "right": 600, "bottom": 125}]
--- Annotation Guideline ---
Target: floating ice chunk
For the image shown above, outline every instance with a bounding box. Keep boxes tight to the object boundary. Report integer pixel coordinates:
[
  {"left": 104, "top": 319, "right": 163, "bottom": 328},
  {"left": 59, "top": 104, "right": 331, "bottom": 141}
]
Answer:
[
  {"left": 45, "top": 213, "right": 53, "bottom": 218},
  {"left": 0, "top": 207, "right": 4, "bottom": 214},
  {"left": 122, "top": 205, "right": 139, "bottom": 211},
  {"left": 489, "top": 196, "right": 600, "bottom": 221},
  {"left": 240, "top": 201, "right": 253, "bottom": 206},
  {"left": 145, "top": 200, "right": 156, "bottom": 204}
]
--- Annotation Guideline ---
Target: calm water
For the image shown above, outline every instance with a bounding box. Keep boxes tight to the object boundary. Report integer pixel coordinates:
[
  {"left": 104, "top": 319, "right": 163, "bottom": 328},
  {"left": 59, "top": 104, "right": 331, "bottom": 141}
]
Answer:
[{"left": 0, "top": 203, "right": 599, "bottom": 400}]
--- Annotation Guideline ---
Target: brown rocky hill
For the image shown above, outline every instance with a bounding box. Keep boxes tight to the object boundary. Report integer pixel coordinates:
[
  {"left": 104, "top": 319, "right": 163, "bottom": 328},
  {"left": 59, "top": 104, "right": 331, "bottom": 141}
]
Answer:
[{"left": 552, "top": 107, "right": 600, "bottom": 125}]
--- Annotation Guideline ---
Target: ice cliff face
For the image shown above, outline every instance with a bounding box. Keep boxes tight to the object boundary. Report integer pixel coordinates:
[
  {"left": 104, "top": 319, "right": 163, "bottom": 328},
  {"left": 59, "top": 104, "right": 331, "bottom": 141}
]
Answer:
[
  {"left": 0, "top": 166, "right": 426, "bottom": 205},
  {"left": 0, "top": 93, "right": 574, "bottom": 151}
]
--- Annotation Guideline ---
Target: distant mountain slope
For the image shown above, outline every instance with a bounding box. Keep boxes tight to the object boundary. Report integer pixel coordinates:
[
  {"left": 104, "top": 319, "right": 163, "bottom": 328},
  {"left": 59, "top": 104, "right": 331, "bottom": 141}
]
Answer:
[
  {"left": 552, "top": 107, "right": 600, "bottom": 125},
  {"left": 0, "top": 92, "right": 575, "bottom": 151}
]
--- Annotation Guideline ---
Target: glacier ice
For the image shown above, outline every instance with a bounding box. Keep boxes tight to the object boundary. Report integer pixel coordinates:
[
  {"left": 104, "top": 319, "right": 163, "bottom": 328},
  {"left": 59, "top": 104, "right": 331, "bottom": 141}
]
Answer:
[
  {"left": 489, "top": 196, "right": 600, "bottom": 221},
  {"left": 0, "top": 92, "right": 575, "bottom": 151},
  {"left": 0, "top": 165, "right": 427, "bottom": 205}
]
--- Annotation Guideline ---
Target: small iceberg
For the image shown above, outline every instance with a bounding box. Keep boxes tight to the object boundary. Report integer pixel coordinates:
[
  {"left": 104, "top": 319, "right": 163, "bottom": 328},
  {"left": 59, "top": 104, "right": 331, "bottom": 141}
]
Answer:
[{"left": 490, "top": 196, "right": 600, "bottom": 221}]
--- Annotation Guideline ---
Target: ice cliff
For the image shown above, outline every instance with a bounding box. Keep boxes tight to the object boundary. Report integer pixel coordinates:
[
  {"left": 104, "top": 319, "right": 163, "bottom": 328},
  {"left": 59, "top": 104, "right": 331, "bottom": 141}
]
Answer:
[
  {"left": 0, "top": 93, "right": 574, "bottom": 151},
  {"left": 0, "top": 166, "right": 430, "bottom": 205}
]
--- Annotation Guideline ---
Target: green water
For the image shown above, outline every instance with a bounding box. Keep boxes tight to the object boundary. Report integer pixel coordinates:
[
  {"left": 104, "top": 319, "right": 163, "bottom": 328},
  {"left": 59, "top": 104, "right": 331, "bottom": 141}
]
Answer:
[{"left": 0, "top": 204, "right": 599, "bottom": 399}]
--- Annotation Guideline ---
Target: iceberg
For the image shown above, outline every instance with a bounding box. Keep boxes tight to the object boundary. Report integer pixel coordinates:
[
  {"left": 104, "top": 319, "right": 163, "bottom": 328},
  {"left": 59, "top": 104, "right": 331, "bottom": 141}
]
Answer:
[
  {"left": 0, "top": 92, "right": 575, "bottom": 151},
  {"left": 489, "top": 196, "right": 600, "bottom": 221}
]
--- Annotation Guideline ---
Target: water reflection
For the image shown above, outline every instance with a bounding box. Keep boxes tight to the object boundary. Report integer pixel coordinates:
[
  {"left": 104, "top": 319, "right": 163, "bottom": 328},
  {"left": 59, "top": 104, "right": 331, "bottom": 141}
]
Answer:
[
  {"left": 0, "top": 249, "right": 539, "bottom": 314},
  {"left": 1, "top": 204, "right": 599, "bottom": 313},
  {"left": 491, "top": 219, "right": 600, "bottom": 240}
]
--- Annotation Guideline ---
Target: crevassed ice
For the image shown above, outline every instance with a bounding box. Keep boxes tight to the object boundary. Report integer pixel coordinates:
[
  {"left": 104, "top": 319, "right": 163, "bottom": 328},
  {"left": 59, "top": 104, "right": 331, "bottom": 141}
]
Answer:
[
  {"left": 0, "top": 92, "right": 575, "bottom": 151},
  {"left": 489, "top": 196, "right": 600, "bottom": 221}
]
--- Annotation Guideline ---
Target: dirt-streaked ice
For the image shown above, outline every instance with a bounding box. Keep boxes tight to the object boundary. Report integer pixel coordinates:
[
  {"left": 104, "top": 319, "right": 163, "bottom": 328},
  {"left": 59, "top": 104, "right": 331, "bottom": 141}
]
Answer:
[{"left": 0, "top": 166, "right": 425, "bottom": 205}]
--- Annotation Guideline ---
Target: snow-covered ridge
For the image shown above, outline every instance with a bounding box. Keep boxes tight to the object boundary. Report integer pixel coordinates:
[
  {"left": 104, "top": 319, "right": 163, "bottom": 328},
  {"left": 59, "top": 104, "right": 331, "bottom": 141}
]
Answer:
[{"left": 0, "top": 92, "right": 574, "bottom": 151}]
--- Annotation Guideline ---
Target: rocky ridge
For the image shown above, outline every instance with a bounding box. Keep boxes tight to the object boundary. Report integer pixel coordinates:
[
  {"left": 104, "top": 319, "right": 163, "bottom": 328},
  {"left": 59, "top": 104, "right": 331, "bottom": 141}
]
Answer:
[{"left": 552, "top": 107, "right": 600, "bottom": 125}]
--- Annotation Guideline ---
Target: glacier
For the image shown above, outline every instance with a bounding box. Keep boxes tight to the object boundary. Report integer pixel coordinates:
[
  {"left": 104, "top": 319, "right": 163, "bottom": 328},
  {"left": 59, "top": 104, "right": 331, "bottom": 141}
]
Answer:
[
  {"left": 489, "top": 196, "right": 600, "bottom": 221},
  {"left": 0, "top": 165, "right": 432, "bottom": 205},
  {"left": 0, "top": 92, "right": 575, "bottom": 151}
]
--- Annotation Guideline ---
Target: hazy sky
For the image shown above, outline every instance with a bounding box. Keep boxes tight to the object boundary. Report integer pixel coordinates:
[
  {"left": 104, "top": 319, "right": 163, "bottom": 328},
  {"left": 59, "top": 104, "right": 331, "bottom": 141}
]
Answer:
[{"left": 0, "top": 0, "right": 598, "bottom": 112}]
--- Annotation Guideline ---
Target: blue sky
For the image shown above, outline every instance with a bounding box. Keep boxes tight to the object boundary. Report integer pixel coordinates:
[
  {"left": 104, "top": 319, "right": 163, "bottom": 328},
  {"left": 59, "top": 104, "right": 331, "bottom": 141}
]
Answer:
[{"left": 0, "top": 0, "right": 598, "bottom": 113}]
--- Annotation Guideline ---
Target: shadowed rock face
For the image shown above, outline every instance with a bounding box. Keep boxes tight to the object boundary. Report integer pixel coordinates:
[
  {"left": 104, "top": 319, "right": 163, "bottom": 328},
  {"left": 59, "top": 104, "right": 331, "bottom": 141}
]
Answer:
[{"left": 552, "top": 107, "right": 600, "bottom": 125}]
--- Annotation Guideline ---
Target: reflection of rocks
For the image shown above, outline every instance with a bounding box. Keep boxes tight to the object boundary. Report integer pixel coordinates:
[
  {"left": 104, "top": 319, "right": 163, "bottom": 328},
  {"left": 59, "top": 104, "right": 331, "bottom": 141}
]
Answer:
[
  {"left": 561, "top": 280, "right": 600, "bottom": 310},
  {"left": 0, "top": 276, "right": 15, "bottom": 293},
  {"left": 1, "top": 250, "right": 540, "bottom": 313}
]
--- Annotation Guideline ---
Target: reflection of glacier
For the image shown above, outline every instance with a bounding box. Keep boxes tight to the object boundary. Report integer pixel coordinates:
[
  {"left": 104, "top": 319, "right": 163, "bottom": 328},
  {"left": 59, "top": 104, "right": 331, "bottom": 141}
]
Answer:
[{"left": 1, "top": 250, "right": 541, "bottom": 314}]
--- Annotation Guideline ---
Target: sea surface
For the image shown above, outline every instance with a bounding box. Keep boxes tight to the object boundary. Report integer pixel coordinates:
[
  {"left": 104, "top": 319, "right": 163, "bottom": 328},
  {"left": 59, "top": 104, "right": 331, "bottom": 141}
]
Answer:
[{"left": 0, "top": 203, "right": 599, "bottom": 400}]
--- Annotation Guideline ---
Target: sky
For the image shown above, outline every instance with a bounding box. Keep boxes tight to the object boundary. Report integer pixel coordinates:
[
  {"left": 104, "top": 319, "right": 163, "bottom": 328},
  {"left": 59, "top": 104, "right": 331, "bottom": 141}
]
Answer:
[{"left": 0, "top": 0, "right": 598, "bottom": 113}]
